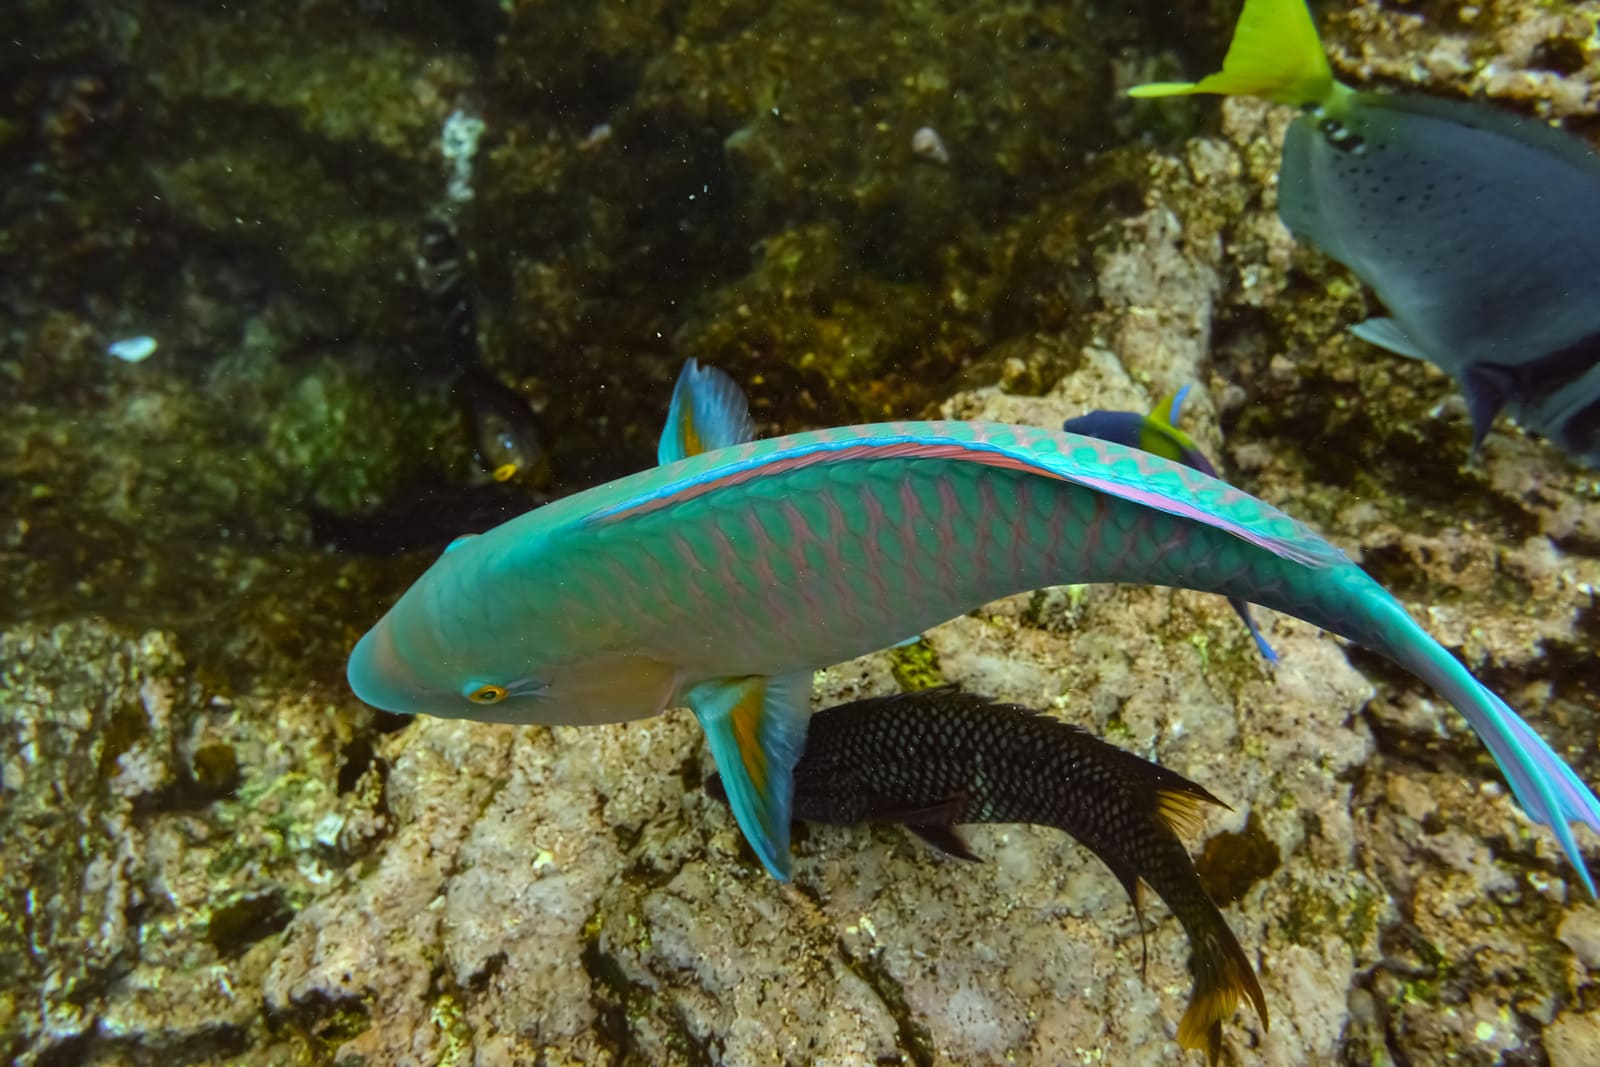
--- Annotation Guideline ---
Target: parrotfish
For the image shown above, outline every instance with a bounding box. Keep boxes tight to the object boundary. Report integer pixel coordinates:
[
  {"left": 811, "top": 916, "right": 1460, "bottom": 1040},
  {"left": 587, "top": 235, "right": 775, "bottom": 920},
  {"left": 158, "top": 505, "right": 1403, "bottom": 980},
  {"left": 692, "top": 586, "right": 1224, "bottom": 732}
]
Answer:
[
  {"left": 1132, "top": 0, "right": 1600, "bottom": 464},
  {"left": 1064, "top": 386, "right": 1277, "bottom": 662},
  {"left": 708, "top": 686, "right": 1266, "bottom": 1064},
  {"left": 347, "top": 359, "right": 1600, "bottom": 892},
  {"left": 415, "top": 219, "right": 551, "bottom": 487}
]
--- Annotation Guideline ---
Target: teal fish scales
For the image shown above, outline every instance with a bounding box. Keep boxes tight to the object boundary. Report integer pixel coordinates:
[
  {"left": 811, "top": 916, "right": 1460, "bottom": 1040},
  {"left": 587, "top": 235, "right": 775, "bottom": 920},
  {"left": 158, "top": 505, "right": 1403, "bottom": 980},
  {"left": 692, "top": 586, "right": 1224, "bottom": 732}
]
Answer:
[{"left": 348, "top": 420, "right": 1600, "bottom": 890}]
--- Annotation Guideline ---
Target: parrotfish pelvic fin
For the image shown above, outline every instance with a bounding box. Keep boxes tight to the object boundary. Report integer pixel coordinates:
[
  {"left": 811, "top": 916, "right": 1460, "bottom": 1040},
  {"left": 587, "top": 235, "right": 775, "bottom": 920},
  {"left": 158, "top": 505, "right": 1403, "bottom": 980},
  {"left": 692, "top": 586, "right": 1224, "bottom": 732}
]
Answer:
[
  {"left": 659, "top": 358, "right": 758, "bottom": 465},
  {"left": 1128, "top": 0, "right": 1347, "bottom": 111},
  {"left": 687, "top": 672, "right": 812, "bottom": 880}
]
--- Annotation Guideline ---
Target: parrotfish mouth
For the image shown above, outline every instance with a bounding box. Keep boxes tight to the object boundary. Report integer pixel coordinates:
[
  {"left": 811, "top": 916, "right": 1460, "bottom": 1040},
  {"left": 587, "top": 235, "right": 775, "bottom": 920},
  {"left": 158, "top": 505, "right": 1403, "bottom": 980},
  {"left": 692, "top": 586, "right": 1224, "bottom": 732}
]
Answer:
[{"left": 346, "top": 623, "right": 429, "bottom": 716}]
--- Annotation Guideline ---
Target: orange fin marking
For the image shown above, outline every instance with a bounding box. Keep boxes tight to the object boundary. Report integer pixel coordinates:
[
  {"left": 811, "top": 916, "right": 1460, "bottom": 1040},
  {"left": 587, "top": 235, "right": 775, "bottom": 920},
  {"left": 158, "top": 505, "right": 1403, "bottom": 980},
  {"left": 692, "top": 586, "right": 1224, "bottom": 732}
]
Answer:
[{"left": 730, "top": 682, "right": 769, "bottom": 795}]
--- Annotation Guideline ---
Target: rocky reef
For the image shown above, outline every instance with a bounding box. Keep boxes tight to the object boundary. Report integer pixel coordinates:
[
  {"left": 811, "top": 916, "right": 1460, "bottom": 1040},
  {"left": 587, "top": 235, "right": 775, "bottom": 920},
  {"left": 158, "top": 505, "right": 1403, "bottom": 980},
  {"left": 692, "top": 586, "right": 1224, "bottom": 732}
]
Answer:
[{"left": 3, "top": 0, "right": 1599, "bottom": 1063}]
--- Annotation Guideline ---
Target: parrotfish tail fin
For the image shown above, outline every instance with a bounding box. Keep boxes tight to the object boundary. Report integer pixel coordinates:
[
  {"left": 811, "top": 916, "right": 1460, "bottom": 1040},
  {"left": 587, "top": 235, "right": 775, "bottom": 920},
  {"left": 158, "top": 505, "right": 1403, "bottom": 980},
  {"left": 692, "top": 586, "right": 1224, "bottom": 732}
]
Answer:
[
  {"left": 1357, "top": 584, "right": 1600, "bottom": 895},
  {"left": 1179, "top": 916, "right": 1270, "bottom": 1067},
  {"left": 659, "top": 357, "right": 757, "bottom": 464},
  {"left": 686, "top": 673, "right": 812, "bottom": 881},
  {"left": 1128, "top": 0, "right": 1338, "bottom": 109},
  {"left": 1229, "top": 596, "right": 1281, "bottom": 664}
]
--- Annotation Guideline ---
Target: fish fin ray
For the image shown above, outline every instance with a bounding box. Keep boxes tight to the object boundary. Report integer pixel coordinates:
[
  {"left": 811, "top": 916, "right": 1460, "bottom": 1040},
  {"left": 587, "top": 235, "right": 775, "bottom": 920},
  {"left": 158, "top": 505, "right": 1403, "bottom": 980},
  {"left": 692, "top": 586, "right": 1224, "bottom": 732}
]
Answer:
[
  {"left": 907, "top": 823, "right": 981, "bottom": 862},
  {"left": 1362, "top": 587, "right": 1600, "bottom": 895},
  {"left": 659, "top": 358, "right": 757, "bottom": 464},
  {"left": 1350, "top": 317, "right": 1432, "bottom": 362},
  {"left": 1462, "top": 365, "right": 1514, "bottom": 458},
  {"left": 1154, "top": 783, "right": 1229, "bottom": 840},
  {"left": 688, "top": 673, "right": 812, "bottom": 880},
  {"left": 1128, "top": 0, "right": 1336, "bottom": 107},
  {"left": 1178, "top": 920, "right": 1270, "bottom": 1065},
  {"left": 1229, "top": 596, "right": 1280, "bottom": 664}
]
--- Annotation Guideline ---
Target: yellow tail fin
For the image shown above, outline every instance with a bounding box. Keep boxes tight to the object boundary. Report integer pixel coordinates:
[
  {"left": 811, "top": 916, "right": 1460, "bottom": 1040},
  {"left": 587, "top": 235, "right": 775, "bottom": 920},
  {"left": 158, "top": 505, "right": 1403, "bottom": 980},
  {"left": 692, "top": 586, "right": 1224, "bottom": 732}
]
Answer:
[
  {"left": 1178, "top": 926, "right": 1270, "bottom": 1065},
  {"left": 1129, "top": 0, "right": 1337, "bottom": 108}
]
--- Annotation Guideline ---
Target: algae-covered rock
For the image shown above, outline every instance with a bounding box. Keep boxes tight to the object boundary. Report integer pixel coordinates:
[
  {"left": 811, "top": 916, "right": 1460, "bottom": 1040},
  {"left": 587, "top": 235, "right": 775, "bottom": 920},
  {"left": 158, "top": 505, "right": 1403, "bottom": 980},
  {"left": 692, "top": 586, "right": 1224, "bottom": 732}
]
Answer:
[{"left": 3, "top": 0, "right": 1600, "bottom": 1061}]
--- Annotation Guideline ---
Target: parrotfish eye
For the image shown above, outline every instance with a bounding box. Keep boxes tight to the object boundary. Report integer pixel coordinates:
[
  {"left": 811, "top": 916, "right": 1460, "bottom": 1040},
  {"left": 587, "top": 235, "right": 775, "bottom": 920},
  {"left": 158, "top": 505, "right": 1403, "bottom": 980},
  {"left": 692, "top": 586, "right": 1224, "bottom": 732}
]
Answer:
[
  {"left": 492, "top": 462, "right": 518, "bottom": 482},
  {"left": 468, "top": 684, "right": 509, "bottom": 705}
]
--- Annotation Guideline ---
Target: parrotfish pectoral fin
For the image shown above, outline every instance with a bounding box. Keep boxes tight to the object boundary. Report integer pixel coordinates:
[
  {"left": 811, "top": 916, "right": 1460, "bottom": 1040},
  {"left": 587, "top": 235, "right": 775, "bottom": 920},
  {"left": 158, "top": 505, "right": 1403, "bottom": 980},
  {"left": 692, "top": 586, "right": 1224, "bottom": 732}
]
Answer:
[
  {"left": 1228, "top": 596, "right": 1280, "bottom": 664},
  {"left": 1350, "top": 317, "right": 1432, "bottom": 363},
  {"left": 658, "top": 358, "right": 757, "bottom": 465},
  {"left": 1128, "top": 0, "right": 1339, "bottom": 109},
  {"left": 687, "top": 672, "right": 812, "bottom": 880}
]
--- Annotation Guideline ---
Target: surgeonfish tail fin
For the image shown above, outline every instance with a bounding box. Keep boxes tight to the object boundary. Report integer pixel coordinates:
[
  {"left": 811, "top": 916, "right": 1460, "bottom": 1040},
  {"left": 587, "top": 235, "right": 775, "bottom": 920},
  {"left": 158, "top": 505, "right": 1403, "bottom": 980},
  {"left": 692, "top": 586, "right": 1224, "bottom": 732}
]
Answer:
[
  {"left": 1357, "top": 581, "right": 1600, "bottom": 896},
  {"left": 659, "top": 358, "right": 758, "bottom": 464},
  {"left": 1129, "top": 0, "right": 1339, "bottom": 109},
  {"left": 1178, "top": 921, "right": 1270, "bottom": 1066}
]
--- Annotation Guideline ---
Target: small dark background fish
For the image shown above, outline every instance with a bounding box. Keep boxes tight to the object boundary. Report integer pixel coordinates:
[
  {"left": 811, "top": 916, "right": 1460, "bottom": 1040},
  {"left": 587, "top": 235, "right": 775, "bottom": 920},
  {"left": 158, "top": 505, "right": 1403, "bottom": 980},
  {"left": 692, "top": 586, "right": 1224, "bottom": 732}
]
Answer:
[{"left": 707, "top": 686, "right": 1267, "bottom": 1063}]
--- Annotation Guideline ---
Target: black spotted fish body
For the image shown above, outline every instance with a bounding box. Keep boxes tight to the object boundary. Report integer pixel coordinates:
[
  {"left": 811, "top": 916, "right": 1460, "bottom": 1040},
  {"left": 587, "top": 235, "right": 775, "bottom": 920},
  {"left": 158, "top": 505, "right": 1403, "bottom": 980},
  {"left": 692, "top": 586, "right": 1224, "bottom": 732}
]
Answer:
[{"left": 711, "top": 687, "right": 1267, "bottom": 1064}]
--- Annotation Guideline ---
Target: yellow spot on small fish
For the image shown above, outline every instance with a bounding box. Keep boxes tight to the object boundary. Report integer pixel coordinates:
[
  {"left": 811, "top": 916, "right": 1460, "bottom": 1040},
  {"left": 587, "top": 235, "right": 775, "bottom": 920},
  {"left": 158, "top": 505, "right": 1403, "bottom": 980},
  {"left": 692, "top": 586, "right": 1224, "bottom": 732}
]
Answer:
[
  {"left": 492, "top": 462, "right": 518, "bottom": 482},
  {"left": 1474, "top": 1021, "right": 1495, "bottom": 1042}
]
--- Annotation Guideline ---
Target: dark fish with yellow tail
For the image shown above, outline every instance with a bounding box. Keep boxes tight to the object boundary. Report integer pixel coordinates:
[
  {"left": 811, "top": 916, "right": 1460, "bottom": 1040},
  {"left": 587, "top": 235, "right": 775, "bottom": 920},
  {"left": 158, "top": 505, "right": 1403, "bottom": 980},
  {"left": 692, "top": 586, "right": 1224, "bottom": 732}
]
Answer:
[
  {"left": 1132, "top": 0, "right": 1600, "bottom": 465},
  {"left": 706, "top": 686, "right": 1268, "bottom": 1063}
]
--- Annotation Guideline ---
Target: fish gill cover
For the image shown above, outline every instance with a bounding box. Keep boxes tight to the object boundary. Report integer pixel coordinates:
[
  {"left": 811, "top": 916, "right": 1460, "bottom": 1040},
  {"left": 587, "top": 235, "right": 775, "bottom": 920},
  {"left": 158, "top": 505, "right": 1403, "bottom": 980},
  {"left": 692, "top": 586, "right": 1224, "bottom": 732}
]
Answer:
[{"left": 2, "top": 0, "right": 1599, "bottom": 1065}]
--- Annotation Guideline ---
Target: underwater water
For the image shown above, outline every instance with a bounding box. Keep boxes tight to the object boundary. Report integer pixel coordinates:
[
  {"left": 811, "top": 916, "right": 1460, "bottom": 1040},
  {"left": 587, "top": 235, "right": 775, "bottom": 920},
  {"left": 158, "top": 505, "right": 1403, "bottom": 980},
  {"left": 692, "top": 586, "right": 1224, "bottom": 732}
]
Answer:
[{"left": 4, "top": 0, "right": 1600, "bottom": 1063}]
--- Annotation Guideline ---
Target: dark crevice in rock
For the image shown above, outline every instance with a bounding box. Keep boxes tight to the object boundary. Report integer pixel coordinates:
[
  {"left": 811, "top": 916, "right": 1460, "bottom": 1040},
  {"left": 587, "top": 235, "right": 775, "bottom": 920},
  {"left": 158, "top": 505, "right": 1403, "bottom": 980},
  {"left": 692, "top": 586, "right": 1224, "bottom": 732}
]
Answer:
[
  {"left": 579, "top": 906, "right": 715, "bottom": 1066},
  {"left": 206, "top": 890, "right": 294, "bottom": 957},
  {"left": 833, "top": 937, "right": 934, "bottom": 1067}
]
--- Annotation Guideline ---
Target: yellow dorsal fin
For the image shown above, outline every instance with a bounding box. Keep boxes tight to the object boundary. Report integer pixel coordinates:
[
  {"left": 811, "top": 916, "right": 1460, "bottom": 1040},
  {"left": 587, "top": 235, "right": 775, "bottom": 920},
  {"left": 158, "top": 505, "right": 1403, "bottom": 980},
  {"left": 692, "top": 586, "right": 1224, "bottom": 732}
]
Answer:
[
  {"left": 1155, "top": 786, "right": 1222, "bottom": 839},
  {"left": 1129, "top": 0, "right": 1338, "bottom": 108}
]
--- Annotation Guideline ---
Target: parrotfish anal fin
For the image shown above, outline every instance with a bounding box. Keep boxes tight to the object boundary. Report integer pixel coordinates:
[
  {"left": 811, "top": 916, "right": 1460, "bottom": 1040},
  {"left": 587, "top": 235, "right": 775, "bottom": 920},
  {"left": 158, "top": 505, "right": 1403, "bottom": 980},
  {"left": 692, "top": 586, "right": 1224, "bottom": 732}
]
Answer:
[
  {"left": 687, "top": 672, "right": 811, "bottom": 881},
  {"left": 658, "top": 358, "right": 757, "bottom": 465},
  {"left": 907, "top": 824, "right": 980, "bottom": 862},
  {"left": 1128, "top": 0, "right": 1337, "bottom": 108},
  {"left": 1350, "top": 317, "right": 1431, "bottom": 362},
  {"left": 1228, "top": 597, "right": 1280, "bottom": 664}
]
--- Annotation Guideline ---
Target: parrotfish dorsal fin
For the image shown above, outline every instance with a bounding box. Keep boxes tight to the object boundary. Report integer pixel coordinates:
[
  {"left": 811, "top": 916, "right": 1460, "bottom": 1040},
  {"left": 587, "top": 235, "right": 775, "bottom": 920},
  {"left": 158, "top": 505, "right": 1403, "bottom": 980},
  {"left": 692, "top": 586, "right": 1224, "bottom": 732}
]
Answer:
[
  {"left": 659, "top": 358, "right": 757, "bottom": 465},
  {"left": 1129, "top": 0, "right": 1342, "bottom": 109}
]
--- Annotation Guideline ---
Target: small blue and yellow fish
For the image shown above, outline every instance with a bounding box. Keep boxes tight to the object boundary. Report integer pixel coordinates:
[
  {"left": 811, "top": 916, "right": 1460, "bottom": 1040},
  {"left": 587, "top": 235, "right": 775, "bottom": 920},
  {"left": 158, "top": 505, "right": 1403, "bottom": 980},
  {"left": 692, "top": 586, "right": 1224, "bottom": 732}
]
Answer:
[
  {"left": 347, "top": 360, "right": 1600, "bottom": 892},
  {"left": 709, "top": 686, "right": 1266, "bottom": 1064},
  {"left": 1132, "top": 0, "right": 1600, "bottom": 464},
  {"left": 1064, "top": 386, "right": 1277, "bottom": 662}
]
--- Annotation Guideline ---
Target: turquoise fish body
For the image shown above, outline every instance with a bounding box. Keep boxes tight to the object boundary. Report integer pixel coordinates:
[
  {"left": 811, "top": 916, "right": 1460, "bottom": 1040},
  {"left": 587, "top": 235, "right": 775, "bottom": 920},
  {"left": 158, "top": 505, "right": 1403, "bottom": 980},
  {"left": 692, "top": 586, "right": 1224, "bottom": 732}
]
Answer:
[{"left": 348, "top": 420, "right": 1599, "bottom": 889}]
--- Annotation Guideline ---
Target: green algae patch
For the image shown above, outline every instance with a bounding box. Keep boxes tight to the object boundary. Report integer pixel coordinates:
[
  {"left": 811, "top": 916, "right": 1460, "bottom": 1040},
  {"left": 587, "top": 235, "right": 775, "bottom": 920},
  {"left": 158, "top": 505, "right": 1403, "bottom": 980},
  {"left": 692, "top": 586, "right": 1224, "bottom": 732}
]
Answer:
[{"left": 890, "top": 638, "right": 945, "bottom": 693}]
